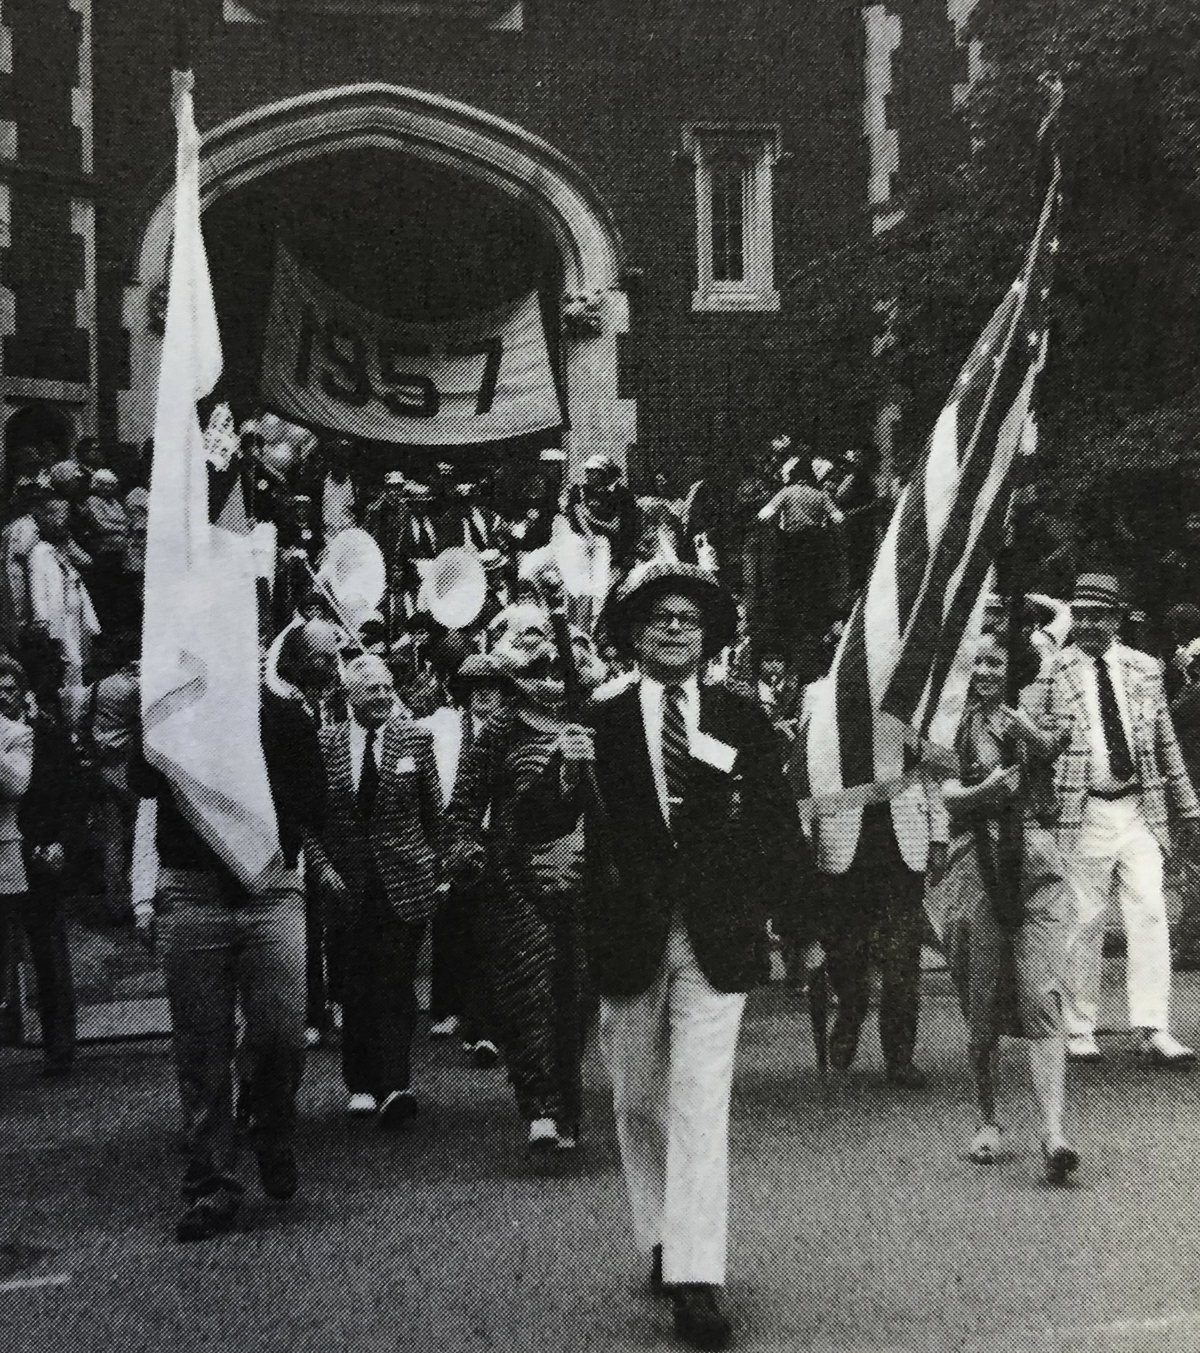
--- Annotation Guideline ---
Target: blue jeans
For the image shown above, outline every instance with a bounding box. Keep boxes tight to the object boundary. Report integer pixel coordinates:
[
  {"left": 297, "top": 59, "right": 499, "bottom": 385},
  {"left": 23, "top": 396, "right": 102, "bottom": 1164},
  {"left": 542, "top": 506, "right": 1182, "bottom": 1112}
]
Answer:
[{"left": 157, "top": 868, "right": 306, "bottom": 1200}]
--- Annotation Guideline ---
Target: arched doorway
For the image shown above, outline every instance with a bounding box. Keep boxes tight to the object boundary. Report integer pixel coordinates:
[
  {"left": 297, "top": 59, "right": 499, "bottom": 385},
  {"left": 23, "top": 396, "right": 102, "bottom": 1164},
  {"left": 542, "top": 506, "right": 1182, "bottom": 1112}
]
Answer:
[
  {"left": 120, "top": 83, "right": 636, "bottom": 478},
  {"left": 4, "top": 403, "right": 76, "bottom": 488}
]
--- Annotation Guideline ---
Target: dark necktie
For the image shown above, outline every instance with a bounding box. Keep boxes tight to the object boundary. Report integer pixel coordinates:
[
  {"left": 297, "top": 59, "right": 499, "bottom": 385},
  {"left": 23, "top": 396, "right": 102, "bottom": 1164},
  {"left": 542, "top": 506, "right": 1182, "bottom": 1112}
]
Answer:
[
  {"left": 357, "top": 725, "right": 379, "bottom": 819},
  {"left": 1094, "top": 654, "right": 1134, "bottom": 782},
  {"left": 661, "top": 684, "right": 689, "bottom": 821}
]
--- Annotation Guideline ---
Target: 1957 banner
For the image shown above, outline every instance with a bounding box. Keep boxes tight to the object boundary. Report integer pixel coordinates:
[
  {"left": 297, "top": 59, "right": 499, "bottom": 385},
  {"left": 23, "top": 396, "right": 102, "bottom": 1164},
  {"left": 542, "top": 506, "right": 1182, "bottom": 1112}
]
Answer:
[{"left": 261, "top": 248, "right": 563, "bottom": 446}]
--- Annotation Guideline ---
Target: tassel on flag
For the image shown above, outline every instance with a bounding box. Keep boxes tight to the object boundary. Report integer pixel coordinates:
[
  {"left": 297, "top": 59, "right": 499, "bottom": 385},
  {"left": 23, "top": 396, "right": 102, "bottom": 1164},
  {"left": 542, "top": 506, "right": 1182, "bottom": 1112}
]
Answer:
[{"left": 140, "top": 67, "right": 281, "bottom": 889}]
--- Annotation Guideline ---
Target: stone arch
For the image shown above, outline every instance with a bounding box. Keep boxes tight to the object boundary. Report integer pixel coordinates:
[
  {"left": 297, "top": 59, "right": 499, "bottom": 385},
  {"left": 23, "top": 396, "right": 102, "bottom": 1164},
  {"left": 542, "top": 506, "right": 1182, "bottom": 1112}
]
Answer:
[{"left": 121, "top": 83, "right": 636, "bottom": 474}]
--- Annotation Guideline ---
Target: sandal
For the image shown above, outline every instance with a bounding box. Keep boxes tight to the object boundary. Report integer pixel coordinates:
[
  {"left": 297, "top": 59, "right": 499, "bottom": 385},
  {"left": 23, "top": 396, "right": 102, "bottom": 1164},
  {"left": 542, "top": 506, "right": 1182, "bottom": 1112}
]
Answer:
[{"left": 969, "top": 1122, "right": 1003, "bottom": 1163}]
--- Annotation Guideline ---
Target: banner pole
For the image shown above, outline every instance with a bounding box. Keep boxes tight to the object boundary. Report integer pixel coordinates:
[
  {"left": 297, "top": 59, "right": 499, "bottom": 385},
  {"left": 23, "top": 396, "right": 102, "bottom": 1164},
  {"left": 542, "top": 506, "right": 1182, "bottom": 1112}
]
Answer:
[{"left": 172, "top": 0, "right": 190, "bottom": 71}]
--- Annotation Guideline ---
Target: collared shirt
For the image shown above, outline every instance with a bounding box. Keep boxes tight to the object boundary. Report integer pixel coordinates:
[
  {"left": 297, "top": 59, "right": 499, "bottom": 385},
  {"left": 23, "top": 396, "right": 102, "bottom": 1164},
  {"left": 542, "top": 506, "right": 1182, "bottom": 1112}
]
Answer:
[
  {"left": 639, "top": 672, "right": 700, "bottom": 824},
  {"left": 348, "top": 715, "right": 382, "bottom": 792},
  {"left": 1075, "top": 645, "right": 1136, "bottom": 792}
]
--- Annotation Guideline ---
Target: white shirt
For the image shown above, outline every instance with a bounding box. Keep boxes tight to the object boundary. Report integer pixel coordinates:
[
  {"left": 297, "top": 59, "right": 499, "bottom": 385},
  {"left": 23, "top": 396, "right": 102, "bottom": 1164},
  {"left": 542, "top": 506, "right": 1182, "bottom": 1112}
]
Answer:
[
  {"left": 1075, "top": 645, "right": 1136, "bottom": 792},
  {"left": 348, "top": 716, "right": 383, "bottom": 792},
  {"left": 639, "top": 673, "right": 700, "bottom": 824},
  {"left": 322, "top": 472, "right": 356, "bottom": 539}
]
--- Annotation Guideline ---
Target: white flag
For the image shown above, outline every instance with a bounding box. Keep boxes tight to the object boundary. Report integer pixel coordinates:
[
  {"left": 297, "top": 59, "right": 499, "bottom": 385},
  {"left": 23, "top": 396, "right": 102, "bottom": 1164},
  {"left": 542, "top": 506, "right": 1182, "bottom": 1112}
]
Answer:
[{"left": 140, "top": 69, "right": 280, "bottom": 889}]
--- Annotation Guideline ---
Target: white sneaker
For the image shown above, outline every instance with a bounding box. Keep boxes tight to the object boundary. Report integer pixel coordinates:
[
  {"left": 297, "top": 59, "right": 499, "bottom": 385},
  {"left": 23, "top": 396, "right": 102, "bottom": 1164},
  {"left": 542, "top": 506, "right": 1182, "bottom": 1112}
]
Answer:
[
  {"left": 527, "top": 1117, "right": 557, "bottom": 1152},
  {"left": 1139, "top": 1029, "right": 1196, "bottom": 1066},
  {"left": 347, "top": 1093, "right": 378, "bottom": 1116},
  {"left": 429, "top": 1016, "right": 459, "bottom": 1039},
  {"left": 305, "top": 1027, "right": 322, "bottom": 1049},
  {"left": 968, "top": 1122, "right": 1003, "bottom": 1163},
  {"left": 1067, "top": 1034, "right": 1103, "bottom": 1062}
]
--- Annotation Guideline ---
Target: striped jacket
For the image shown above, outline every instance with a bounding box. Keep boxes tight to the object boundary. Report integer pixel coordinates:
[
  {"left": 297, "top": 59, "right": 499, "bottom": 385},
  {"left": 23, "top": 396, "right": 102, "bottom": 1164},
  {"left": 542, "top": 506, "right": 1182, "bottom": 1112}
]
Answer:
[
  {"left": 1031, "top": 643, "right": 1200, "bottom": 852},
  {"left": 318, "top": 717, "right": 444, "bottom": 924}
]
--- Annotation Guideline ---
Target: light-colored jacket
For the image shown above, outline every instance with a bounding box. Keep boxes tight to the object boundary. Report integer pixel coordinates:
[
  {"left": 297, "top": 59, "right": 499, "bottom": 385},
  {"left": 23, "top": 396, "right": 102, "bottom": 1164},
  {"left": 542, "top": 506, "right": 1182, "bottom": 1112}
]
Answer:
[
  {"left": 1030, "top": 643, "right": 1200, "bottom": 853},
  {"left": 813, "top": 778, "right": 948, "bottom": 876}
]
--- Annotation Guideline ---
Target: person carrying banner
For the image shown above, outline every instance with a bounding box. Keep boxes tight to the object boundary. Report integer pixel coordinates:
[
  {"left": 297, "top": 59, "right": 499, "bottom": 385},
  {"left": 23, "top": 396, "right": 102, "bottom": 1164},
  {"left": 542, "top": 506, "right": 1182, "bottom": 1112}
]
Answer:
[
  {"left": 131, "top": 671, "right": 328, "bottom": 1240},
  {"left": 137, "top": 61, "right": 330, "bottom": 1243},
  {"left": 518, "top": 561, "right": 801, "bottom": 1350}
]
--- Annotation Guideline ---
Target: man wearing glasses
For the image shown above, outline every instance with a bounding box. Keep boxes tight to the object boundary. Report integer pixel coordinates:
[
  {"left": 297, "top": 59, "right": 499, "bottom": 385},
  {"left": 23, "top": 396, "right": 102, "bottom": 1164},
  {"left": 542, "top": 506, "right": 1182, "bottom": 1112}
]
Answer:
[{"left": 523, "top": 560, "right": 801, "bottom": 1350}]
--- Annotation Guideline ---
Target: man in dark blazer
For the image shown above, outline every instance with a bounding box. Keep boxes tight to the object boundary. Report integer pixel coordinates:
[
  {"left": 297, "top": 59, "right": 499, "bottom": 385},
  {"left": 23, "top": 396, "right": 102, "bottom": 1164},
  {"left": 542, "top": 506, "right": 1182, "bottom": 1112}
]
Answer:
[
  {"left": 314, "top": 653, "right": 444, "bottom": 1127},
  {"left": 527, "top": 560, "right": 801, "bottom": 1351}
]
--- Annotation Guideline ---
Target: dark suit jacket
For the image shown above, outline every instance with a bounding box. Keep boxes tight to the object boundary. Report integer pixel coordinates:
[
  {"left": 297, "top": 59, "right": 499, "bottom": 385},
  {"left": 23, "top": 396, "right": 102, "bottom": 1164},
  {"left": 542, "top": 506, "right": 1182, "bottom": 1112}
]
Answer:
[
  {"left": 319, "top": 716, "right": 443, "bottom": 926},
  {"left": 129, "top": 688, "right": 326, "bottom": 877},
  {"left": 521, "top": 681, "right": 803, "bottom": 997}
]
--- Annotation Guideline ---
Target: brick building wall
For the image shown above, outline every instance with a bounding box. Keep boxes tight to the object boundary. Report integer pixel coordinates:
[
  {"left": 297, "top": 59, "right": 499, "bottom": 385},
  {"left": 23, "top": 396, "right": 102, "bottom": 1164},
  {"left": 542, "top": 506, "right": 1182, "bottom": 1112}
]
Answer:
[
  {"left": 0, "top": 0, "right": 96, "bottom": 469},
  {"left": 0, "top": 2, "right": 969, "bottom": 500},
  {"left": 90, "top": 0, "right": 872, "bottom": 495}
]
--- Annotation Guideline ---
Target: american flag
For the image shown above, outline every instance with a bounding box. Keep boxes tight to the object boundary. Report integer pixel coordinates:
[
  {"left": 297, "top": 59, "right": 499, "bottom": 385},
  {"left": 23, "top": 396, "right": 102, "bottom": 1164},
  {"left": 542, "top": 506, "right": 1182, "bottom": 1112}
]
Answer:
[{"left": 805, "top": 89, "right": 1062, "bottom": 816}]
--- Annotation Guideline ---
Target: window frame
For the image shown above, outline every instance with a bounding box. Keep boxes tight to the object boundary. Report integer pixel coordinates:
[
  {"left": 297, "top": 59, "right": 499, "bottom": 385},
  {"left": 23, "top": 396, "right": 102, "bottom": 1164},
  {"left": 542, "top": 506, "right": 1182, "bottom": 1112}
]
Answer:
[{"left": 683, "top": 124, "right": 781, "bottom": 314}]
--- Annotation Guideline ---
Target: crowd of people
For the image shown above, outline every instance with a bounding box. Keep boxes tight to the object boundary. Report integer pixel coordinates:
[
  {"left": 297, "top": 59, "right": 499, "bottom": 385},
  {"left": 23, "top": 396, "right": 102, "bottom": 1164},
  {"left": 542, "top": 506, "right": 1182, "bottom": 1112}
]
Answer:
[{"left": 8, "top": 415, "right": 1200, "bottom": 1351}]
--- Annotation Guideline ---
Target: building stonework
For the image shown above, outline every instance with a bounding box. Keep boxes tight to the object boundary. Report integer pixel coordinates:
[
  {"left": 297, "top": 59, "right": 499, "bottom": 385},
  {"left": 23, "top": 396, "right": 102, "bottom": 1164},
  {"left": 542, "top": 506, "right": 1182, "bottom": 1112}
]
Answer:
[
  {"left": 0, "top": 0, "right": 96, "bottom": 456},
  {"left": 1, "top": 2, "right": 967, "bottom": 496}
]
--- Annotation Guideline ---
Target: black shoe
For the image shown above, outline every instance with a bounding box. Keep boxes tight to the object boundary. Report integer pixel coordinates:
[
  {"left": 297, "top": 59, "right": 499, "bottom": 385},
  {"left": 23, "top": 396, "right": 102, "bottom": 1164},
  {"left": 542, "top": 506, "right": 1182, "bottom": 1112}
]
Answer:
[
  {"left": 40, "top": 1058, "right": 73, "bottom": 1079},
  {"left": 256, "top": 1146, "right": 298, "bottom": 1202},
  {"left": 829, "top": 1014, "right": 863, "bottom": 1072},
  {"left": 179, "top": 1161, "right": 211, "bottom": 1203},
  {"left": 472, "top": 1039, "right": 500, "bottom": 1069},
  {"left": 1041, "top": 1138, "right": 1080, "bottom": 1187},
  {"left": 672, "top": 1285, "right": 733, "bottom": 1351},
  {"left": 886, "top": 1063, "right": 929, "bottom": 1090},
  {"left": 175, "top": 1191, "right": 239, "bottom": 1243},
  {"left": 378, "top": 1089, "right": 419, "bottom": 1129}
]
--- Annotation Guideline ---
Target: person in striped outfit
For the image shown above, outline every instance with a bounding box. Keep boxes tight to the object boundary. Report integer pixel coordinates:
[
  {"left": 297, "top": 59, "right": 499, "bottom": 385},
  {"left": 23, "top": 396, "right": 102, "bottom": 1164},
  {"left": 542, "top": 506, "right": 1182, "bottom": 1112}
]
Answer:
[{"left": 444, "top": 604, "right": 605, "bottom": 1154}]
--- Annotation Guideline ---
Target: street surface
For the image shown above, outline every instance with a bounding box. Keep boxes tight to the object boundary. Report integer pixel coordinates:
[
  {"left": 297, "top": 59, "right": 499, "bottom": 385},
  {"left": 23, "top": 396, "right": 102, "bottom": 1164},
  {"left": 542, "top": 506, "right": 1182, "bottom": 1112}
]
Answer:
[{"left": 4, "top": 965, "right": 1200, "bottom": 1353}]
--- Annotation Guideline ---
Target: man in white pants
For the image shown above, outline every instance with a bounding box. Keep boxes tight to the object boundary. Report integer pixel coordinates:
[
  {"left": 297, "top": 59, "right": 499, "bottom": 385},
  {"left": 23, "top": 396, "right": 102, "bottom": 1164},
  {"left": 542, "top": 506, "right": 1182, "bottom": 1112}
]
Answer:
[
  {"left": 1033, "top": 572, "right": 1200, "bottom": 1066},
  {"left": 527, "top": 561, "right": 801, "bottom": 1350}
]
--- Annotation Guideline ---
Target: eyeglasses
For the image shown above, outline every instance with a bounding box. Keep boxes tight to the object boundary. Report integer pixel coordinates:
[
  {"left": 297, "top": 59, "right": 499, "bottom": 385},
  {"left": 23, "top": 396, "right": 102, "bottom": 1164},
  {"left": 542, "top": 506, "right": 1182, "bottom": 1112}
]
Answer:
[{"left": 645, "top": 612, "right": 704, "bottom": 633}]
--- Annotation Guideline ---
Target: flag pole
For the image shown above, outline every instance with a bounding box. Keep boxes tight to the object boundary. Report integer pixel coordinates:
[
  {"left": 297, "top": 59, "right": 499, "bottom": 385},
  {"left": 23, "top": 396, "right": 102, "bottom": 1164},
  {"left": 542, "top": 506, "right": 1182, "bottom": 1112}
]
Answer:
[
  {"left": 173, "top": 0, "right": 191, "bottom": 72},
  {"left": 997, "top": 74, "right": 1063, "bottom": 929}
]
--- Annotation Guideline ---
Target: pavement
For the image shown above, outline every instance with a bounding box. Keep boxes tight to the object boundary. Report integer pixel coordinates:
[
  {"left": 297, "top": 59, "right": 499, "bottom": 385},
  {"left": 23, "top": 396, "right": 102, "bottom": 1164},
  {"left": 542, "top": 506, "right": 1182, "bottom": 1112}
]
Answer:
[{"left": 5, "top": 966, "right": 1200, "bottom": 1353}]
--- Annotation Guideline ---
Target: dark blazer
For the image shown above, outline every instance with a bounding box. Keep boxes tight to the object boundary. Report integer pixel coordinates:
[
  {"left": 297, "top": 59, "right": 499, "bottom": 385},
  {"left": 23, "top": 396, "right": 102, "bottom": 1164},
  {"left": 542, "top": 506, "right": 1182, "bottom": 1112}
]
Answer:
[
  {"left": 130, "top": 689, "right": 326, "bottom": 875},
  {"left": 319, "top": 716, "right": 443, "bottom": 925},
  {"left": 521, "top": 681, "right": 803, "bottom": 997}
]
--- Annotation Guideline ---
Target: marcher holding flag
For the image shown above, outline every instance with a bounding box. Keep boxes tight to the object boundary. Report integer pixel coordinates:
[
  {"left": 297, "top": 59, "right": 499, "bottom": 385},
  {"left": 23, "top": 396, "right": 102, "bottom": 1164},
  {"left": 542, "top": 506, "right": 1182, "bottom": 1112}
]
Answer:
[
  {"left": 801, "top": 77, "right": 1066, "bottom": 1106},
  {"left": 939, "top": 630, "right": 1078, "bottom": 1181},
  {"left": 133, "top": 58, "right": 327, "bottom": 1244}
]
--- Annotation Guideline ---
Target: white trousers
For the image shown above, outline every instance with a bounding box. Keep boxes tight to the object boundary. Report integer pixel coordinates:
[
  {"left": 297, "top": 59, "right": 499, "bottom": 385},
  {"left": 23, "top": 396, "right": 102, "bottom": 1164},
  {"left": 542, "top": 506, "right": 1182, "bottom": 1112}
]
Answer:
[
  {"left": 1061, "top": 796, "right": 1172, "bottom": 1037},
  {"left": 599, "top": 923, "right": 746, "bottom": 1287}
]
